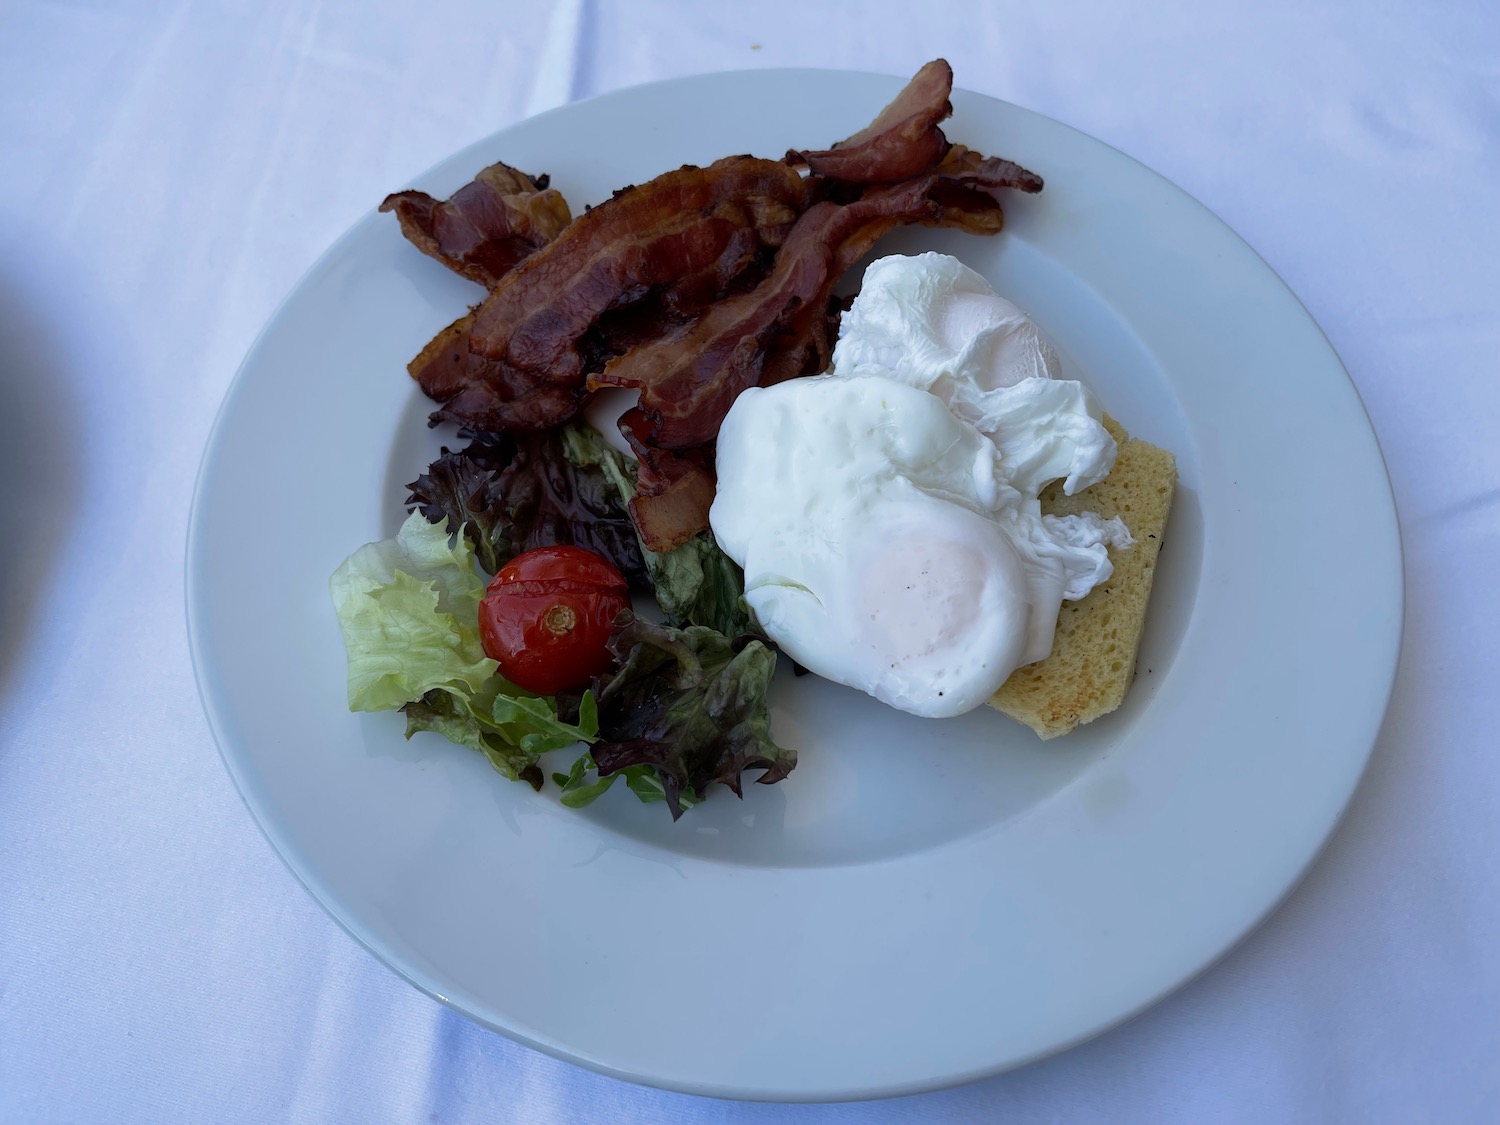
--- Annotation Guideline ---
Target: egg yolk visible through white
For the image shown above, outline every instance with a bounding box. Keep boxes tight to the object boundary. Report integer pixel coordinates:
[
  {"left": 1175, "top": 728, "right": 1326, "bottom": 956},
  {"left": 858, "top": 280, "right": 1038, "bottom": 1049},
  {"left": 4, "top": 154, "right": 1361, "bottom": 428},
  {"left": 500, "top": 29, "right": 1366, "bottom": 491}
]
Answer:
[{"left": 709, "top": 253, "right": 1131, "bottom": 720}]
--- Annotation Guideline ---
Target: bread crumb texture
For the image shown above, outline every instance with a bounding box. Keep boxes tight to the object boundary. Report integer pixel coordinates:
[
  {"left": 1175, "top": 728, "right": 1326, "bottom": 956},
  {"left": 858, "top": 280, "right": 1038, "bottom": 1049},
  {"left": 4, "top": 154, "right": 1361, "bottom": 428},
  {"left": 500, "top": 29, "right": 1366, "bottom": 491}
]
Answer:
[{"left": 988, "top": 416, "right": 1177, "bottom": 739}]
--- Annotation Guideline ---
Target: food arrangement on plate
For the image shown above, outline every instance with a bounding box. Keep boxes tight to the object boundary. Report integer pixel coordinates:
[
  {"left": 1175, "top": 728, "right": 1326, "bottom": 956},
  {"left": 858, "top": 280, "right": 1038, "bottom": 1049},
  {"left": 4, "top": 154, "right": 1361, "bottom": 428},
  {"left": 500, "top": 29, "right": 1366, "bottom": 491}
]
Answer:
[{"left": 331, "top": 59, "right": 1177, "bottom": 819}]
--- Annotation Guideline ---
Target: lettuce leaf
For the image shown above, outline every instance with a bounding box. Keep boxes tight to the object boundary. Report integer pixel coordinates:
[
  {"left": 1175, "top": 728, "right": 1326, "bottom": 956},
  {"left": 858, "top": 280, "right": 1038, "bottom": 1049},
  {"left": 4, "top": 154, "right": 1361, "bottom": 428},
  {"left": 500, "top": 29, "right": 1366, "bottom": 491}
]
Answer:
[
  {"left": 399, "top": 436, "right": 513, "bottom": 575},
  {"left": 402, "top": 682, "right": 600, "bottom": 790},
  {"left": 492, "top": 690, "right": 600, "bottom": 756},
  {"left": 329, "top": 512, "right": 496, "bottom": 711},
  {"left": 589, "top": 613, "right": 794, "bottom": 819},
  {"left": 403, "top": 687, "right": 544, "bottom": 788},
  {"left": 644, "top": 533, "right": 750, "bottom": 639},
  {"left": 406, "top": 428, "right": 648, "bottom": 584},
  {"left": 550, "top": 754, "right": 703, "bottom": 810}
]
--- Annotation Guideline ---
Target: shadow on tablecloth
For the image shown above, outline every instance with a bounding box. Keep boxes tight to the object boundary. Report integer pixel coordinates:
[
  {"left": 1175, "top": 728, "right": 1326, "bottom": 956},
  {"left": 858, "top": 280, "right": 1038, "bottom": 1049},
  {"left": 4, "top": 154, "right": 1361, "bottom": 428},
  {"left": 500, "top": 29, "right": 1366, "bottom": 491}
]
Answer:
[{"left": 0, "top": 272, "right": 80, "bottom": 702}]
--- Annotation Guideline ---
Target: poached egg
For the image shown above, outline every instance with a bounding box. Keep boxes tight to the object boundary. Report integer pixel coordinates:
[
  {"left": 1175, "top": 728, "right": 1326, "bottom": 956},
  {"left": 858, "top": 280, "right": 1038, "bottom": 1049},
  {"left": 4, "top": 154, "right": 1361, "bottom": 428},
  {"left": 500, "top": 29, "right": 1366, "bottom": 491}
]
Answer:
[{"left": 710, "top": 253, "right": 1130, "bottom": 719}]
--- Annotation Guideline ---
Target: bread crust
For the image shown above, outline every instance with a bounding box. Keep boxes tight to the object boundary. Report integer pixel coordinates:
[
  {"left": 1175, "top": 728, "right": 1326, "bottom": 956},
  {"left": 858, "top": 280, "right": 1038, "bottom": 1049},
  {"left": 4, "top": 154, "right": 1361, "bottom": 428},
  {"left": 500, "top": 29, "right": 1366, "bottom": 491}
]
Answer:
[{"left": 988, "top": 417, "right": 1177, "bottom": 739}]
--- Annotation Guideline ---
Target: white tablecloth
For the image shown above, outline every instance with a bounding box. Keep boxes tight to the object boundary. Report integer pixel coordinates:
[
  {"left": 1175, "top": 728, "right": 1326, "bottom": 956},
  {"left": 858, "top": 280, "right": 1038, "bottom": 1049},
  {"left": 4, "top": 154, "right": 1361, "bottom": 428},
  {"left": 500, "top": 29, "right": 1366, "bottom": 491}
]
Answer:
[{"left": 3, "top": 2, "right": 1496, "bottom": 1120}]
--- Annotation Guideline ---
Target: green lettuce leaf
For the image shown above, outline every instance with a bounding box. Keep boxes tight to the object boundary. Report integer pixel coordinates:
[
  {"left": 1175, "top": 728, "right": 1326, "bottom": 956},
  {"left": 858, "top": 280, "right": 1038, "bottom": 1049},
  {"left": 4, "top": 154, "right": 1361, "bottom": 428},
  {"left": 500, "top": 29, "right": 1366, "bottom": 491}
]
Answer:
[
  {"left": 550, "top": 752, "right": 622, "bottom": 808},
  {"left": 645, "top": 533, "right": 750, "bottom": 638},
  {"left": 550, "top": 752, "right": 702, "bottom": 811},
  {"left": 492, "top": 690, "right": 600, "bottom": 756},
  {"left": 403, "top": 688, "right": 544, "bottom": 789},
  {"left": 401, "top": 685, "right": 600, "bottom": 791},
  {"left": 329, "top": 512, "right": 496, "bottom": 711}
]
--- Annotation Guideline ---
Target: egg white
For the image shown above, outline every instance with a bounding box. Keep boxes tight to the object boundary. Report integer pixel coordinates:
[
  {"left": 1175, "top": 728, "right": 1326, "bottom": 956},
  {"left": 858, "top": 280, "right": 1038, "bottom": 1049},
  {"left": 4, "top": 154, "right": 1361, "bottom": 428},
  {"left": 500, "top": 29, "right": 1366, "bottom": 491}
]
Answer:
[{"left": 710, "top": 254, "right": 1131, "bottom": 720}]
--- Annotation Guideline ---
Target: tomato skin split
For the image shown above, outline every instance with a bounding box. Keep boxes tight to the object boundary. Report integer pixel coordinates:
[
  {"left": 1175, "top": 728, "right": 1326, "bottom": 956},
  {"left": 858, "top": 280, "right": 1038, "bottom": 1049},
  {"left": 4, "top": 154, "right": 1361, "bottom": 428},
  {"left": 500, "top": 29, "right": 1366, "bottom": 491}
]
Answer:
[{"left": 478, "top": 546, "right": 630, "bottom": 695}]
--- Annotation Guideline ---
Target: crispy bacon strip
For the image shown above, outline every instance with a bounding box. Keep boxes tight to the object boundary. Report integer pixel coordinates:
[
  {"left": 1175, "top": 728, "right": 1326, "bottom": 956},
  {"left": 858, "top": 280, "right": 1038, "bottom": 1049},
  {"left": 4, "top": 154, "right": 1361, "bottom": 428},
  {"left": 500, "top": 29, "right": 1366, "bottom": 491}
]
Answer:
[
  {"left": 408, "top": 308, "right": 584, "bottom": 433},
  {"left": 410, "top": 156, "right": 807, "bottom": 433},
  {"left": 598, "top": 159, "right": 1038, "bottom": 452},
  {"left": 786, "top": 59, "right": 954, "bottom": 183},
  {"left": 933, "top": 143, "right": 1045, "bottom": 194},
  {"left": 380, "top": 162, "right": 572, "bottom": 288}
]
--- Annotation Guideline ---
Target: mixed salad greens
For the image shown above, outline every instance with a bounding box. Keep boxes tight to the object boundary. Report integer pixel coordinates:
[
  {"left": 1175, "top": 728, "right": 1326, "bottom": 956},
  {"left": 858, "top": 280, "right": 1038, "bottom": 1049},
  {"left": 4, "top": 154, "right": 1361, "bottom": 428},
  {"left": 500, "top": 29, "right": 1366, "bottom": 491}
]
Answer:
[{"left": 331, "top": 423, "right": 793, "bottom": 818}]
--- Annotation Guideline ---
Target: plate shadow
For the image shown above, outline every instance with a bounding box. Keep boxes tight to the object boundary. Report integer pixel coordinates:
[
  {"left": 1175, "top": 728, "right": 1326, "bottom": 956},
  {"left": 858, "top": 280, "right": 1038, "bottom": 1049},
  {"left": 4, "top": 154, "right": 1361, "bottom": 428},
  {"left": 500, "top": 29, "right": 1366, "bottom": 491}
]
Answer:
[{"left": 0, "top": 272, "right": 81, "bottom": 707}]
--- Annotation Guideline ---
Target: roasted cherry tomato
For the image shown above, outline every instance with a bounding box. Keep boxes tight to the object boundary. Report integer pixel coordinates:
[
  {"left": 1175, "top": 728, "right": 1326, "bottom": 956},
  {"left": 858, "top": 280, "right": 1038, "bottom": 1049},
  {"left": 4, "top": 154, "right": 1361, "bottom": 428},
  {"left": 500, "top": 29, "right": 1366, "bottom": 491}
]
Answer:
[{"left": 478, "top": 545, "right": 630, "bottom": 695}]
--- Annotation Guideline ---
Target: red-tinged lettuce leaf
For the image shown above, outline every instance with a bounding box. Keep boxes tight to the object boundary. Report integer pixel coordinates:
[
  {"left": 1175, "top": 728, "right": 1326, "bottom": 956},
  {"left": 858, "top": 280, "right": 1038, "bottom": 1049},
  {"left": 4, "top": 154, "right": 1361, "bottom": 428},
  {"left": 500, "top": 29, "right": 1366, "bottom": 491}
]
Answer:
[
  {"left": 589, "top": 613, "right": 794, "bottom": 819},
  {"left": 406, "top": 427, "right": 648, "bottom": 584},
  {"left": 402, "top": 438, "right": 511, "bottom": 574}
]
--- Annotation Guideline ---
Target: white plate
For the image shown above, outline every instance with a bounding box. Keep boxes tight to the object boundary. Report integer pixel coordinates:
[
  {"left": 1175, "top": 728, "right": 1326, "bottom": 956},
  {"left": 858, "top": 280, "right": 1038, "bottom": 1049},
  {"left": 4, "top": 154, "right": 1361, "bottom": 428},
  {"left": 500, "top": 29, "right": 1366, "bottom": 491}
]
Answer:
[{"left": 187, "top": 69, "right": 1402, "bottom": 1101}]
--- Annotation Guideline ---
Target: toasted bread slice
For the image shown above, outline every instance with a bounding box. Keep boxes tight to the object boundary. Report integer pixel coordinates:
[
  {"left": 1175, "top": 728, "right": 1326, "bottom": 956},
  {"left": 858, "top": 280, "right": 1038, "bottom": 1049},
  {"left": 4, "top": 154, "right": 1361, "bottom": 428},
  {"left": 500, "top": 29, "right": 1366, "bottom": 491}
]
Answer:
[{"left": 988, "top": 417, "right": 1176, "bottom": 739}]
